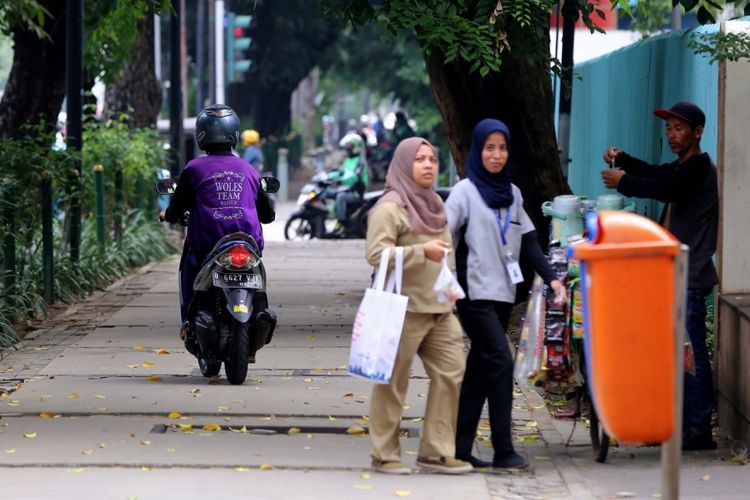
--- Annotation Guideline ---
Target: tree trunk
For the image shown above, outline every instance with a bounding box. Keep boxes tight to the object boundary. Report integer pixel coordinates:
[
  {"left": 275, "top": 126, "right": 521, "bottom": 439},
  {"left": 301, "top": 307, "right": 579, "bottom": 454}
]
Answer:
[
  {"left": 104, "top": 17, "right": 162, "bottom": 128},
  {"left": 0, "top": 0, "right": 67, "bottom": 140},
  {"left": 251, "top": 87, "right": 293, "bottom": 139},
  {"left": 423, "top": 14, "right": 571, "bottom": 232}
]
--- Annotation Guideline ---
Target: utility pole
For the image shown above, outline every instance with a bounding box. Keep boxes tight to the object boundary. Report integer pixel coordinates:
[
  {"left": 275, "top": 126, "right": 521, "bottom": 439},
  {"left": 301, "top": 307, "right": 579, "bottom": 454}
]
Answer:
[
  {"left": 215, "top": 0, "right": 225, "bottom": 103},
  {"left": 169, "top": 0, "right": 183, "bottom": 177},
  {"left": 195, "top": 0, "right": 206, "bottom": 113},
  {"left": 66, "top": 0, "right": 83, "bottom": 264},
  {"left": 557, "top": 0, "right": 577, "bottom": 180}
]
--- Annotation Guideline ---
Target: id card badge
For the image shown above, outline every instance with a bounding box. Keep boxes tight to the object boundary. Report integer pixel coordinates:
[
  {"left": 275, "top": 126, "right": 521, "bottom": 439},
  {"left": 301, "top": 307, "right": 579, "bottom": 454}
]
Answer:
[{"left": 506, "top": 260, "right": 524, "bottom": 285}]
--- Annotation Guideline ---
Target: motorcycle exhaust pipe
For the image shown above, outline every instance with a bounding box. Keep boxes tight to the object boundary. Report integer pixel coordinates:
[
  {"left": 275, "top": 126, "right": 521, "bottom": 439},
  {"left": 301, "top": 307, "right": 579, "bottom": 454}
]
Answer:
[
  {"left": 255, "top": 310, "right": 272, "bottom": 325},
  {"left": 252, "top": 308, "right": 277, "bottom": 347}
]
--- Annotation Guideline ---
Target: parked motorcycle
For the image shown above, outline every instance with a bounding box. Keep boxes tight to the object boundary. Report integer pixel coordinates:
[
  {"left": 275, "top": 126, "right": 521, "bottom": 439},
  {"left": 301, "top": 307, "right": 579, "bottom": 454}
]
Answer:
[
  {"left": 284, "top": 173, "right": 451, "bottom": 241},
  {"left": 156, "top": 176, "right": 280, "bottom": 385},
  {"left": 285, "top": 172, "right": 377, "bottom": 240}
]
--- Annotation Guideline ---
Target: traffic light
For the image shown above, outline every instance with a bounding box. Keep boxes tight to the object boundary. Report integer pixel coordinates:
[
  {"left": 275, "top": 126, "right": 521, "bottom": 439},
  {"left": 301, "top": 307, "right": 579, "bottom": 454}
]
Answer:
[{"left": 226, "top": 13, "right": 253, "bottom": 82}]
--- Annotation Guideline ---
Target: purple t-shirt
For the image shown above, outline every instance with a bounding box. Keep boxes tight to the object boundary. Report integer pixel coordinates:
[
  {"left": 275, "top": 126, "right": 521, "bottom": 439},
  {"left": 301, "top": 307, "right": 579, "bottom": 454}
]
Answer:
[{"left": 174, "top": 154, "right": 263, "bottom": 251}]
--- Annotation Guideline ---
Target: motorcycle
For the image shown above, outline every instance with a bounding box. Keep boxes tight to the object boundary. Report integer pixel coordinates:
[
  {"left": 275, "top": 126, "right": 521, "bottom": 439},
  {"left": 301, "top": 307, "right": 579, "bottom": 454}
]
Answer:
[
  {"left": 285, "top": 172, "right": 378, "bottom": 240},
  {"left": 156, "top": 176, "right": 280, "bottom": 385},
  {"left": 284, "top": 173, "right": 452, "bottom": 241}
]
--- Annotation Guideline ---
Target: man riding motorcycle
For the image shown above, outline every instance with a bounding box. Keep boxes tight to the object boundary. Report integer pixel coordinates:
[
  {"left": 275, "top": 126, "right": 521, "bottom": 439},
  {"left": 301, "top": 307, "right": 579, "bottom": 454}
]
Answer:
[
  {"left": 329, "top": 132, "right": 369, "bottom": 235},
  {"left": 159, "top": 104, "right": 275, "bottom": 345}
]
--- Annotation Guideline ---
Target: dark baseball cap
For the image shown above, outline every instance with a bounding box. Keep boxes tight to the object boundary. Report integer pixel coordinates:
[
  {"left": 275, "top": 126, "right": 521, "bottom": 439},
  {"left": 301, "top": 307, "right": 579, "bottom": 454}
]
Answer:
[{"left": 653, "top": 102, "right": 706, "bottom": 128}]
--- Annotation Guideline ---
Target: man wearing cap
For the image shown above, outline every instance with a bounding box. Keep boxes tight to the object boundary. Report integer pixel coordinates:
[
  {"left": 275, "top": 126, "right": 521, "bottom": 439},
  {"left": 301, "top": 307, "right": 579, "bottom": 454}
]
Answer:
[{"left": 600, "top": 101, "right": 719, "bottom": 450}]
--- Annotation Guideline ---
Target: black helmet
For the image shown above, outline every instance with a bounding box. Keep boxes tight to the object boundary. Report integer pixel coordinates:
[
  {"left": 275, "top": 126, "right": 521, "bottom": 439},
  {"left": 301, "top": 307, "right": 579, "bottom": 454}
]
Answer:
[{"left": 195, "top": 104, "right": 240, "bottom": 150}]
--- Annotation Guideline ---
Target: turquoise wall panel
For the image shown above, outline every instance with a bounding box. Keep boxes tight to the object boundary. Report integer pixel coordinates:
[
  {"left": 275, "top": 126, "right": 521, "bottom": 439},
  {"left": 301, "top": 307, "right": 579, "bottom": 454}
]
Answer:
[{"left": 567, "top": 26, "right": 719, "bottom": 221}]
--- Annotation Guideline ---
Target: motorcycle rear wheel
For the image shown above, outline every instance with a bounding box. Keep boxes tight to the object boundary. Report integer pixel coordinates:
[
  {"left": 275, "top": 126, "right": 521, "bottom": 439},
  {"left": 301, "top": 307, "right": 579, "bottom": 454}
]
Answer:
[
  {"left": 225, "top": 319, "right": 250, "bottom": 385},
  {"left": 199, "top": 357, "right": 221, "bottom": 377},
  {"left": 284, "top": 214, "right": 318, "bottom": 240}
]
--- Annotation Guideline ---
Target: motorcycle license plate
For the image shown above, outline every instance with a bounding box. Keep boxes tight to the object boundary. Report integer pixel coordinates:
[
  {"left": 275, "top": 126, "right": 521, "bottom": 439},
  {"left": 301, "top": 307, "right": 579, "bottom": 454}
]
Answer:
[{"left": 212, "top": 272, "right": 262, "bottom": 289}]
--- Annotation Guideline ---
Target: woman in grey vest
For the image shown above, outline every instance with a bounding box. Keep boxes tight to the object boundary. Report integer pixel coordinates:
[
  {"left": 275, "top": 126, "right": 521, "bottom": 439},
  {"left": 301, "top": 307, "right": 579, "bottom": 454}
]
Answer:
[{"left": 446, "top": 119, "right": 566, "bottom": 469}]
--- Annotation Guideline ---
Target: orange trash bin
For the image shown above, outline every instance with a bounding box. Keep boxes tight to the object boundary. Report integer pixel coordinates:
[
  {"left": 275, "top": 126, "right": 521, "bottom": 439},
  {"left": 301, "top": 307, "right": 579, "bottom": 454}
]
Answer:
[{"left": 572, "top": 211, "right": 685, "bottom": 444}]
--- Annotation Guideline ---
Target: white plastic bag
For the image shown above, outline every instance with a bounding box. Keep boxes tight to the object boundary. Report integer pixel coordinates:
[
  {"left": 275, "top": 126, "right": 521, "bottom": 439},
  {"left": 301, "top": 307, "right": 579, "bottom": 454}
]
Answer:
[
  {"left": 433, "top": 249, "right": 465, "bottom": 304},
  {"left": 348, "top": 247, "right": 408, "bottom": 384}
]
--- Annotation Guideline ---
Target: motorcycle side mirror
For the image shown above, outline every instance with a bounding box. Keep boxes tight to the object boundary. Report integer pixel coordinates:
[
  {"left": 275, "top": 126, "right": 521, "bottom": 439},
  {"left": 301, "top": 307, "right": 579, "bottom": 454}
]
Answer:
[
  {"left": 260, "top": 176, "right": 280, "bottom": 194},
  {"left": 156, "top": 178, "right": 177, "bottom": 195}
]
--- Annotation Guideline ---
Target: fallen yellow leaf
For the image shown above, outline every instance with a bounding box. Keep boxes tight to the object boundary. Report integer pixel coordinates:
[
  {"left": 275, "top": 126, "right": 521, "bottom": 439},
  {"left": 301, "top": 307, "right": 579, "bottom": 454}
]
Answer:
[
  {"left": 24, "top": 432, "right": 37, "bottom": 439},
  {"left": 81, "top": 450, "right": 93, "bottom": 456},
  {"left": 140, "top": 440, "right": 151, "bottom": 446},
  {"left": 127, "top": 364, "right": 140, "bottom": 369},
  {"left": 168, "top": 412, "right": 182, "bottom": 419},
  {"left": 360, "top": 472, "right": 371, "bottom": 479},
  {"left": 288, "top": 427, "right": 301, "bottom": 435},
  {"left": 134, "top": 344, "right": 145, "bottom": 350},
  {"left": 259, "top": 463, "right": 274, "bottom": 471},
  {"left": 95, "top": 394, "right": 106, "bottom": 399},
  {"left": 395, "top": 491, "right": 411, "bottom": 497},
  {"left": 202, "top": 423, "right": 221, "bottom": 431},
  {"left": 141, "top": 466, "right": 152, "bottom": 472},
  {"left": 68, "top": 393, "right": 79, "bottom": 399},
  {"left": 328, "top": 416, "right": 337, "bottom": 421},
  {"left": 303, "top": 378, "right": 313, "bottom": 382},
  {"left": 39, "top": 412, "right": 55, "bottom": 419},
  {"left": 307, "top": 335, "right": 316, "bottom": 340},
  {"left": 154, "top": 348, "right": 170, "bottom": 355},
  {"left": 234, "top": 467, "right": 250, "bottom": 472},
  {"left": 346, "top": 426, "right": 366, "bottom": 435},
  {"left": 178, "top": 424, "right": 194, "bottom": 432},
  {"left": 7, "top": 399, "right": 20, "bottom": 406},
  {"left": 148, "top": 376, "right": 162, "bottom": 382},
  {"left": 4, "top": 449, "right": 16, "bottom": 454},
  {"left": 142, "top": 362, "right": 155, "bottom": 368},
  {"left": 312, "top": 368, "right": 323, "bottom": 373},
  {"left": 343, "top": 393, "right": 354, "bottom": 398},
  {"left": 217, "top": 406, "right": 230, "bottom": 411},
  {"left": 98, "top": 442, "right": 107, "bottom": 448}
]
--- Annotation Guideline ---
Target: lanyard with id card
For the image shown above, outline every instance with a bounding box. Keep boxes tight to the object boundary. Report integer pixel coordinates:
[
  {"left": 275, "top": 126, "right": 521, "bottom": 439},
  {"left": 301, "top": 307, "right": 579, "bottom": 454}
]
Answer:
[{"left": 495, "top": 208, "right": 524, "bottom": 285}]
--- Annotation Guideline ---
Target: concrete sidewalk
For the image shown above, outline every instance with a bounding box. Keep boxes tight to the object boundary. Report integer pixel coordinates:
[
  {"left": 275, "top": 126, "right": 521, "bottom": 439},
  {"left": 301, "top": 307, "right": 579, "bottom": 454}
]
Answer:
[{"left": 0, "top": 227, "right": 746, "bottom": 499}]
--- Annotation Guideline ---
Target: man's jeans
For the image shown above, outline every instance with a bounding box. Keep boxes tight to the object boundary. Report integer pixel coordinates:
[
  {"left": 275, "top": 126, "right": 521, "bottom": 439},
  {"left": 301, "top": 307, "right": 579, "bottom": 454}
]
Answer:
[{"left": 683, "top": 287, "right": 715, "bottom": 436}]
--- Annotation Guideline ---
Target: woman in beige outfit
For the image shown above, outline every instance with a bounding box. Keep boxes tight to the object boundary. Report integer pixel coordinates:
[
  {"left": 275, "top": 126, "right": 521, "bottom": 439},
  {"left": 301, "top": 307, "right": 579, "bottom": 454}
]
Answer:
[{"left": 365, "top": 137, "right": 471, "bottom": 475}]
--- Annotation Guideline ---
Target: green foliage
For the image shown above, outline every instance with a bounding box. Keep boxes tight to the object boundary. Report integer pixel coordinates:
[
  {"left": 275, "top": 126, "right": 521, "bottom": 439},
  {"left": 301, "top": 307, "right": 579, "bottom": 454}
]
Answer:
[
  {"left": 84, "top": 0, "right": 170, "bottom": 83},
  {"left": 328, "top": 0, "right": 750, "bottom": 77},
  {"left": 0, "top": 118, "right": 176, "bottom": 351},
  {"left": 0, "top": 124, "right": 77, "bottom": 277},
  {"left": 82, "top": 112, "right": 167, "bottom": 222},
  {"left": 626, "top": 0, "right": 674, "bottom": 38},
  {"left": 689, "top": 30, "right": 750, "bottom": 63},
  {"left": 319, "top": 24, "right": 443, "bottom": 133},
  {"left": 0, "top": 0, "right": 49, "bottom": 38}
]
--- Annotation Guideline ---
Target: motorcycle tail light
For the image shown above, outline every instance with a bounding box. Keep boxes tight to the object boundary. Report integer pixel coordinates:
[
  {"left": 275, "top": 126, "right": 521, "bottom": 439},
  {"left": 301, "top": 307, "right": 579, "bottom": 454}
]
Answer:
[{"left": 218, "top": 245, "right": 258, "bottom": 269}]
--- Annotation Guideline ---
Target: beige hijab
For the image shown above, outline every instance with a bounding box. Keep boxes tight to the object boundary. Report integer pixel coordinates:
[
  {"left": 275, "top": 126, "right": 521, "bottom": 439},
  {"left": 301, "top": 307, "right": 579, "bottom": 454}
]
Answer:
[{"left": 375, "top": 137, "right": 447, "bottom": 235}]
